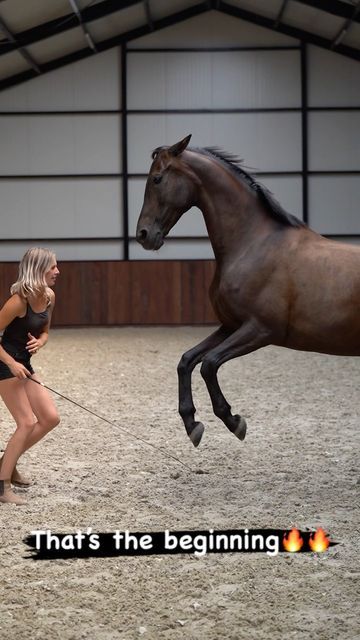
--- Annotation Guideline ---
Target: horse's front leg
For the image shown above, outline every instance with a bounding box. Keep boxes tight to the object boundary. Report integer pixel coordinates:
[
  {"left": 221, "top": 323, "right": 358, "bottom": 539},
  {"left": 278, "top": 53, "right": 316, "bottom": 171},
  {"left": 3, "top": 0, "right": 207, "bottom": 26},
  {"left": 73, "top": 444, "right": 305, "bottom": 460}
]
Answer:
[
  {"left": 200, "top": 320, "right": 271, "bottom": 440},
  {"left": 177, "top": 326, "right": 233, "bottom": 447}
]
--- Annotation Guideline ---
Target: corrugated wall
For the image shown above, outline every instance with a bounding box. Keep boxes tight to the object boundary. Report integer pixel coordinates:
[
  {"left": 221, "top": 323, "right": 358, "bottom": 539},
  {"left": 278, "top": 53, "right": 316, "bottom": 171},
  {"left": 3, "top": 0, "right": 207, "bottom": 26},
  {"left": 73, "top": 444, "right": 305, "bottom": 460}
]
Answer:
[{"left": 0, "top": 11, "right": 359, "bottom": 324}]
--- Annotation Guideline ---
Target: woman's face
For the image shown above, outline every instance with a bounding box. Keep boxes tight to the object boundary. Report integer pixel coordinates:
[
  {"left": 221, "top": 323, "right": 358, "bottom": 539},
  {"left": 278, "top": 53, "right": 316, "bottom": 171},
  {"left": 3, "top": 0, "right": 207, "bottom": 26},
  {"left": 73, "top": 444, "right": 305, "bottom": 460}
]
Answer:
[{"left": 45, "top": 259, "right": 60, "bottom": 287}]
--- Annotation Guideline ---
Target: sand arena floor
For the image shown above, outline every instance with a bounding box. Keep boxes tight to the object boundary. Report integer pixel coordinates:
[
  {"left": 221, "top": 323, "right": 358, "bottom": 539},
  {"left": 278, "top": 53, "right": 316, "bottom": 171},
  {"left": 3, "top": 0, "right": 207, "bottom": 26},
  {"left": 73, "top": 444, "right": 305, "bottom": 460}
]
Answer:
[{"left": 0, "top": 327, "right": 359, "bottom": 640}]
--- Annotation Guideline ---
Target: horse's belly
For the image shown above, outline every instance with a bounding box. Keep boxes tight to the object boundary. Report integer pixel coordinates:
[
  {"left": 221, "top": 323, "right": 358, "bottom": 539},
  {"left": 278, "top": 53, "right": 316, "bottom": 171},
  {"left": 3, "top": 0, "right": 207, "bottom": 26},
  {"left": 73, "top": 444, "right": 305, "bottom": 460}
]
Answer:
[
  {"left": 286, "top": 319, "right": 360, "bottom": 356},
  {"left": 285, "top": 273, "right": 360, "bottom": 355},
  {"left": 287, "top": 339, "right": 360, "bottom": 356}
]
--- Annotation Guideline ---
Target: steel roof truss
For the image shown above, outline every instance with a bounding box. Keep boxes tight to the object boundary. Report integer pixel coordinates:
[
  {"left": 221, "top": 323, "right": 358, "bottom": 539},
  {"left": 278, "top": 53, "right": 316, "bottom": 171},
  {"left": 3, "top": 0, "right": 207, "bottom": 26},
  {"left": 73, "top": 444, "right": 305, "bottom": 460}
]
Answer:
[
  {"left": 0, "top": 14, "right": 41, "bottom": 74},
  {"left": 68, "top": 0, "right": 97, "bottom": 52}
]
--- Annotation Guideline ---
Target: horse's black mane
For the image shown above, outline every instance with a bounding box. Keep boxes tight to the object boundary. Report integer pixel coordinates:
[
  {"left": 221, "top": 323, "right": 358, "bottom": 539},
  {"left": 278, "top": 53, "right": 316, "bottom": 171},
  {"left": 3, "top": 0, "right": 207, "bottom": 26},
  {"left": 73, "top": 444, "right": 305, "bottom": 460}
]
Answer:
[{"left": 196, "top": 147, "right": 306, "bottom": 229}]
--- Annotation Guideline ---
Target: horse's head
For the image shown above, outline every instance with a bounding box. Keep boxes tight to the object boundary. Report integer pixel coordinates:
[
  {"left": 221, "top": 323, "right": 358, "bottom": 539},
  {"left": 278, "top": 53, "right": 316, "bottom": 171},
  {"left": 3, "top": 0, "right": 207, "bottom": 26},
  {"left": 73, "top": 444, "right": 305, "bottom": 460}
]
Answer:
[{"left": 136, "top": 134, "right": 197, "bottom": 250}]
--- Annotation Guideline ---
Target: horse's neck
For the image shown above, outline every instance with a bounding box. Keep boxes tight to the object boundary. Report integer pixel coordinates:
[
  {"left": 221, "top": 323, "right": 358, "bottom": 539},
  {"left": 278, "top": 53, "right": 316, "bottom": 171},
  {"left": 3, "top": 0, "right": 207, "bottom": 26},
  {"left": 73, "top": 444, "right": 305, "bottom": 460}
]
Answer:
[{"left": 186, "top": 152, "right": 272, "bottom": 263}]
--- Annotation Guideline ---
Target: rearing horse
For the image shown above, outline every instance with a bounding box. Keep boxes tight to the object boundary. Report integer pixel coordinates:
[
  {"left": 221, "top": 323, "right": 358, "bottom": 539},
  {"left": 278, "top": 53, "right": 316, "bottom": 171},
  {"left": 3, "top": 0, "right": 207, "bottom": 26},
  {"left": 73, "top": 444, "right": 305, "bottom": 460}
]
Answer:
[{"left": 136, "top": 134, "right": 360, "bottom": 447}]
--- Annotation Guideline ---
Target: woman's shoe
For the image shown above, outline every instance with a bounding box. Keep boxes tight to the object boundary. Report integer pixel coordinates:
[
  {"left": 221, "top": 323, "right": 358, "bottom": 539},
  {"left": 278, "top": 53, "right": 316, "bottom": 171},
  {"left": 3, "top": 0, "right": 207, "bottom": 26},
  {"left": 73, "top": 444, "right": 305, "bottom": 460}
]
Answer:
[
  {"left": 0, "top": 456, "right": 31, "bottom": 487},
  {"left": 0, "top": 479, "right": 27, "bottom": 505},
  {"left": 11, "top": 468, "right": 31, "bottom": 488}
]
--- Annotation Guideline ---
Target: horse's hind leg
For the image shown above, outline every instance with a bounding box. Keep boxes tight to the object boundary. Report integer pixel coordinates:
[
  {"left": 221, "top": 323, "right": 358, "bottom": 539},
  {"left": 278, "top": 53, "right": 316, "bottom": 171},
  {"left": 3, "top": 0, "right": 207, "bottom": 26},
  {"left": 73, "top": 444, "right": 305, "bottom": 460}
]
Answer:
[
  {"left": 200, "top": 320, "right": 270, "bottom": 441},
  {"left": 177, "top": 326, "right": 233, "bottom": 447}
]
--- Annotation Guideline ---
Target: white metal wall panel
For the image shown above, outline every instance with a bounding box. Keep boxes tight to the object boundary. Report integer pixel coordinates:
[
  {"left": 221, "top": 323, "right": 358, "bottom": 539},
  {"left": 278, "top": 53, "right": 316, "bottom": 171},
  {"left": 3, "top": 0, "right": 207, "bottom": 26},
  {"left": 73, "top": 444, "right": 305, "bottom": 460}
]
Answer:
[
  {"left": 0, "top": 241, "right": 124, "bottom": 262},
  {"left": 0, "top": 9, "right": 358, "bottom": 263},
  {"left": 0, "top": 46, "right": 122, "bottom": 260},
  {"left": 309, "top": 112, "right": 360, "bottom": 171},
  {"left": 129, "top": 11, "right": 298, "bottom": 48},
  {"left": 128, "top": 50, "right": 301, "bottom": 110},
  {"left": 0, "top": 49, "right": 120, "bottom": 112},
  {"left": 308, "top": 46, "right": 360, "bottom": 107},
  {"left": 128, "top": 52, "right": 212, "bottom": 110},
  {"left": 51, "top": 240, "right": 124, "bottom": 260},
  {"left": 328, "top": 237, "right": 360, "bottom": 246},
  {"left": 259, "top": 176, "right": 303, "bottom": 221},
  {"left": 0, "top": 115, "right": 121, "bottom": 175},
  {"left": 127, "top": 113, "right": 302, "bottom": 174},
  {"left": 211, "top": 50, "right": 300, "bottom": 109},
  {"left": 129, "top": 239, "right": 214, "bottom": 260},
  {"left": 309, "top": 176, "right": 360, "bottom": 235},
  {"left": 1, "top": 179, "right": 123, "bottom": 238},
  {"left": 128, "top": 178, "right": 207, "bottom": 237}
]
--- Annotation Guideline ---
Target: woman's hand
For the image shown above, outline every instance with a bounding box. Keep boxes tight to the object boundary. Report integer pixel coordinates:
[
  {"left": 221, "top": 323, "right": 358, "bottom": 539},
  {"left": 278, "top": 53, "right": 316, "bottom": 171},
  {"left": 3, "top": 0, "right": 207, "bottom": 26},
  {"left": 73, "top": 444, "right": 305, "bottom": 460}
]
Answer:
[
  {"left": 26, "top": 332, "right": 43, "bottom": 355},
  {"left": 9, "top": 361, "right": 30, "bottom": 380}
]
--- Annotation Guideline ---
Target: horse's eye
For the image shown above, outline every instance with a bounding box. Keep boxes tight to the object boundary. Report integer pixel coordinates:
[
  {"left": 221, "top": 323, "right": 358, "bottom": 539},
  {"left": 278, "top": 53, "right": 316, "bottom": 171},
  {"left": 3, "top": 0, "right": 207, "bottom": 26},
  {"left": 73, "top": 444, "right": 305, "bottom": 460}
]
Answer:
[{"left": 153, "top": 175, "right": 162, "bottom": 184}]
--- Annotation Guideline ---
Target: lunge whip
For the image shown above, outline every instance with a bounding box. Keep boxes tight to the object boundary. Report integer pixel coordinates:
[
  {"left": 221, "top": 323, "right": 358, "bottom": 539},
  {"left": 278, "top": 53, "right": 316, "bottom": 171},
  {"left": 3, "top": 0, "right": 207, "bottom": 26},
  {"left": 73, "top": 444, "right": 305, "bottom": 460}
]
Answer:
[{"left": 29, "top": 377, "right": 196, "bottom": 474}]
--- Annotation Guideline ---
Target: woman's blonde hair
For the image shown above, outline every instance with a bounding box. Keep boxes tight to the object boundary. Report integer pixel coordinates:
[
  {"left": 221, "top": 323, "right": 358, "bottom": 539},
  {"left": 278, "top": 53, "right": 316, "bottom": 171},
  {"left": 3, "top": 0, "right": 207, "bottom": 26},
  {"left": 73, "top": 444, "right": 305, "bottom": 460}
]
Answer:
[{"left": 10, "top": 247, "right": 56, "bottom": 299}]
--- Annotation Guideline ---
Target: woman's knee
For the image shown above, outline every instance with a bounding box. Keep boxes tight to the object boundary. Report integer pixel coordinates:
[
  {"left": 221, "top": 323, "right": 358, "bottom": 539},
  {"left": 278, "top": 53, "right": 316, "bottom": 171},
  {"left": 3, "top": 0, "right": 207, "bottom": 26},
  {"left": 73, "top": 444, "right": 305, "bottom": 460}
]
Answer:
[
  {"left": 16, "top": 418, "right": 36, "bottom": 433},
  {"left": 44, "top": 411, "right": 60, "bottom": 430}
]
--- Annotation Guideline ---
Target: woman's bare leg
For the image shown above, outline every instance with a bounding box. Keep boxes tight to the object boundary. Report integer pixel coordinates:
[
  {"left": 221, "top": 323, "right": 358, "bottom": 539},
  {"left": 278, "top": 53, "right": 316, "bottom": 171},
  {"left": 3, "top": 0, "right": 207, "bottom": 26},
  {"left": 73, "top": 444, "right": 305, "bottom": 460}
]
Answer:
[
  {"left": 22, "top": 374, "right": 60, "bottom": 451},
  {"left": 0, "top": 378, "right": 35, "bottom": 504},
  {"left": 0, "top": 374, "right": 60, "bottom": 503},
  {"left": 0, "top": 378, "right": 36, "bottom": 480}
]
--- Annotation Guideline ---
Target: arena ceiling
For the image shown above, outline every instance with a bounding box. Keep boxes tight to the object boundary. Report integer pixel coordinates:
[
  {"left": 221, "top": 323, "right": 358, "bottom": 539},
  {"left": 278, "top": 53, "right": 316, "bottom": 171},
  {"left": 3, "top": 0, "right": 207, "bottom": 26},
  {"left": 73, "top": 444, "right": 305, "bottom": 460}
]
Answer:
[{"left": 0, "top": 0, "right": 359, "bottom": 91}]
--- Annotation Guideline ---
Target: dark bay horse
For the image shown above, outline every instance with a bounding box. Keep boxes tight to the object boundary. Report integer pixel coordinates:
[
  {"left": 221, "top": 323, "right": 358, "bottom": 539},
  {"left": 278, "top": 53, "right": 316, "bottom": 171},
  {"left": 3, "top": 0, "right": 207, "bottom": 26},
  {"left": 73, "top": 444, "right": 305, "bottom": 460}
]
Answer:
[{"left": 136, "top": 134, "right": 360, "bottom": 447}]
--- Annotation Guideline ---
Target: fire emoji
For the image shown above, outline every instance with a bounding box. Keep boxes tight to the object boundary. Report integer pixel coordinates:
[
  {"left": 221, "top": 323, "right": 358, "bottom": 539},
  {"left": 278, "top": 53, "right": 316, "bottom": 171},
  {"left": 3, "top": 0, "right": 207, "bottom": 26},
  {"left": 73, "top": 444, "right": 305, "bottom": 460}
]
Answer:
[
  {"left": 283, "top": 528, "right": 304, "bottom": 553},
  {"left": 309, "top": 528, "right": 330, "bottom": 553}
]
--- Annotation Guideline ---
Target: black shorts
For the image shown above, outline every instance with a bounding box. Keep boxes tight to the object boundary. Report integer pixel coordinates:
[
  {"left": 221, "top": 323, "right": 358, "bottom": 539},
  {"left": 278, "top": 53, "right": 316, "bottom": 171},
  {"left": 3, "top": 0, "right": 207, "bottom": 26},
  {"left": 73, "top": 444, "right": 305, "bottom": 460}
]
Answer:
[{"left": 0, "top": 349, "right": 34, "bottom": 381}]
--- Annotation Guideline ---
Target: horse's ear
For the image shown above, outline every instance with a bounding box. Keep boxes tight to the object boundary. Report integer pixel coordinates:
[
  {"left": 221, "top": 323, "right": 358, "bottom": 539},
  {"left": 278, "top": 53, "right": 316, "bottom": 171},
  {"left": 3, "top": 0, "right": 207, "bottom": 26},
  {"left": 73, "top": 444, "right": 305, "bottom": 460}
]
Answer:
[{"left": 168, "top": 134, "right": 192, "bottom": 157}]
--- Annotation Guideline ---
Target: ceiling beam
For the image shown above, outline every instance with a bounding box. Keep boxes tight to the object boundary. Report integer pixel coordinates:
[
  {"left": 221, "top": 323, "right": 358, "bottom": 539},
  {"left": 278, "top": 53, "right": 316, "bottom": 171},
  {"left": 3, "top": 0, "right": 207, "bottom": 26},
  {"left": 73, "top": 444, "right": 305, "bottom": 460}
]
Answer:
[
  {"left": 68, "top": 0, "right": 97, "bottom": 51},
  {"left": 143, "top": 0, "right": 154, "bottom": 31},
  {"left": 0, "top": 14, "right": 41, "bottom": 74},
  {"left": 0, "top": 2, "right": 210, "bottom": 91},
  {"left": 0, "top": 0, "right": 359, "bottom": 92},
  {"left": 0, "top": 0, "right": 143, "bottom": 56},
  {"left": 218, "top": 0, "right": 360, "bottom": 60},
  {"left": 331, "top": 0, "right": 360, "bottom": 47},
  {"left": 274, "top": 0, "right": 289, "bottom": 29},
  {"left": 0, "top": 0, "right": 359, "bottom": 62},
  {"left": 293, "top": 0, "right": 360, "bottom": 23}
]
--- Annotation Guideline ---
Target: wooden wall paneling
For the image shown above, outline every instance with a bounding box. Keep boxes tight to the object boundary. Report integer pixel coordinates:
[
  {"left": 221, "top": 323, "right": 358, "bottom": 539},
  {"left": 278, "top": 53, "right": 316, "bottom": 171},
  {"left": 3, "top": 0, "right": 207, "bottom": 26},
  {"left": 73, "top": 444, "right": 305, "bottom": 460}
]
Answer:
[
  {"left": 203, "top": 261, "right": 218, "bottom": 324},
  {"left": 0, "top": 264, "right": 18, "bottom": 306},
  {"left": 0, "top": 260, "right": 218, "bottom": 326},
  {"left": 180, "top": 261, "right": 216, "bottom": 324},
  {"left": 51, "top": 262, "right": 83, "bottom": 325},
  {"left": 106, "top": 261, "right": 132, "bottom": 325},
  {"left": 80, "top": 262, "right": 108, "bottom": 325},
  {"left": 180, "top": 261, "right": 202, "bottom": 324},
  {"left": 79, "top": 262, "right": 97, "bottom": 324},
  {"left": 129, "top": 261, "right": 182, "bottom": 324}
]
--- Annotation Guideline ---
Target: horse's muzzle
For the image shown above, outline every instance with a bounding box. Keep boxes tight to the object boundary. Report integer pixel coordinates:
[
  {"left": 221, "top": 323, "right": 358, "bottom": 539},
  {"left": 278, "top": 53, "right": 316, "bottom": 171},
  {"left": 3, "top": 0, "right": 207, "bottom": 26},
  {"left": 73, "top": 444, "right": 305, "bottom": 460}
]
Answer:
[{"left": 136, "top": 226, "right": 164, "bottom": 250}]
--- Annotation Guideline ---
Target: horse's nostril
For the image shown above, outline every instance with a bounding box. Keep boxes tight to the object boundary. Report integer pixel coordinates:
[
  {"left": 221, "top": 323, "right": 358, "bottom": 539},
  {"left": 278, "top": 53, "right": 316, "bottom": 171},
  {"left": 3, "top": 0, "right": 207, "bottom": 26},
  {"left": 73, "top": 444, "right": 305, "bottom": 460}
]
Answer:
[{"left": 138, "top": 228, "right": 148, "bottom": 242}]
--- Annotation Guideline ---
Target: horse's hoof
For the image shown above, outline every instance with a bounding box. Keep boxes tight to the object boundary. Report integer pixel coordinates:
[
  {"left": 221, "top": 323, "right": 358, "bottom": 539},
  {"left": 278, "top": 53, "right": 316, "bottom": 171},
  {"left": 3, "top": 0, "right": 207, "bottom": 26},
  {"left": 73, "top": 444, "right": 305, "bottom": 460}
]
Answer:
[
  {"left": 189, "top": 422, "right": 204, "bottom": 448},
  {"left": 233, "top": 415, "right": 247, "bottom": 441}
]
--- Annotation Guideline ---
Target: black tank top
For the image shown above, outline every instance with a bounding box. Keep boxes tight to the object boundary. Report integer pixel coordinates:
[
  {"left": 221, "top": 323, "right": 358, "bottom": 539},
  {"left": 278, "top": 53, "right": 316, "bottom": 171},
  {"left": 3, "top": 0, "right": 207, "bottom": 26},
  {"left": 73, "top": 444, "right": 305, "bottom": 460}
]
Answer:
[{"left": 1, "top": 303, "right": 49, "bottom": 360}]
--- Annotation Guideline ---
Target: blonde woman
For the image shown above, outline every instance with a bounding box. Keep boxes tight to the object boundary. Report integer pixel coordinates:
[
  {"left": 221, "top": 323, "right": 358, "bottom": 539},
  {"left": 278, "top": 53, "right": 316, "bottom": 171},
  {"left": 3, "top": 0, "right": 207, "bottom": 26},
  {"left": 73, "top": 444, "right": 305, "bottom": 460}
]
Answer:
[{"left": 0, "top": 248, "right": 60, "bottom": 505}]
